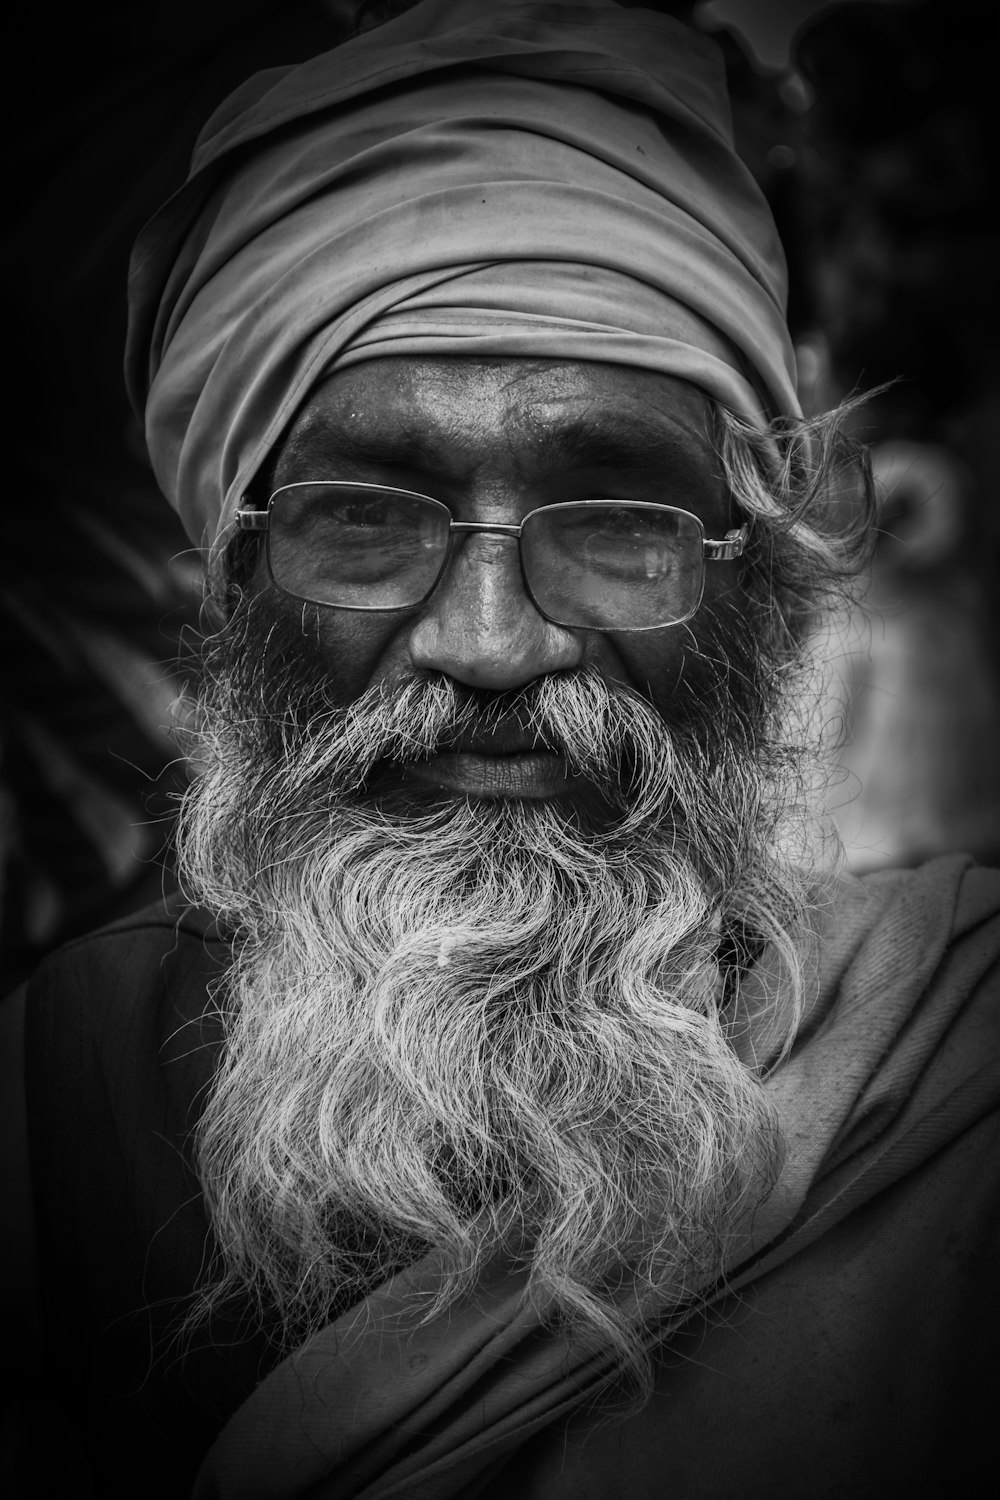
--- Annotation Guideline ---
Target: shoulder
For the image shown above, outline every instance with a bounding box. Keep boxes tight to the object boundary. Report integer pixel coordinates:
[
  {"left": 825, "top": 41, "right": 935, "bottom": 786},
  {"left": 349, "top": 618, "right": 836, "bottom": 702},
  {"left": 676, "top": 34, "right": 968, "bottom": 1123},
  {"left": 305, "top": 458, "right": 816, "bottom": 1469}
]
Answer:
[
  {"left": 780, "top": 854, "right": 1000, "bottom": 1212},
  {"left": 815, "top": 853, "right": 1000, "bottom": 1015},
  {"left": 854, "top": 853, "right": 1000, "bottom": 934},
  {"left": 18, "top": 894, "right": 229, "bottom": 1253},
  {"left": 8, "top": 899, "right": 231, "bottom": 1347},
  {"left": 21, "top": 895, "right": 232, "bottom": 1168},
  {"left": 23, "top": 892, "right": 230, "bottom": 1059},
  {"left": 831, "top": 850, "right": 1000, "bottom": 935},
  {"left": 28, "top": 889, "right": 227, "bottom": 985}
]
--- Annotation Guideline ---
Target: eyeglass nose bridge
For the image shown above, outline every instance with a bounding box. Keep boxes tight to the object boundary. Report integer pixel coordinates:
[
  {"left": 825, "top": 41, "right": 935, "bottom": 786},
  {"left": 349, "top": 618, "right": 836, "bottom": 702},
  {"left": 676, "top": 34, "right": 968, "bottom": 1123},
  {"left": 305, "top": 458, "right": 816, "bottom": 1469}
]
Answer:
[
  {"left": 431, "top": 519, "right": 541, "bottom": 621},
  {"left": 447, "top": 520, "right": 524, "bottom": 538}
]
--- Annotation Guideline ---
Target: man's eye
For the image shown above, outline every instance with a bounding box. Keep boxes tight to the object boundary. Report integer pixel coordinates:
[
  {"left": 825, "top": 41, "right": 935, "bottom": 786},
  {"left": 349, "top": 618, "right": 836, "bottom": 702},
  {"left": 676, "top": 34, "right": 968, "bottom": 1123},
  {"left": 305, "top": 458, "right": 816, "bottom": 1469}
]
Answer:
[
  {"left": 569, "top": 506, "right": 681, "bottom": 546},
  {"left": 593, "top": 510, "right": 644, "bottom": 539},
  {"left": 594, "top": 506, "right": 678, "bottom": 538},
  {"left": 335, "top": 499, "right": 398, "bottom": 529}
]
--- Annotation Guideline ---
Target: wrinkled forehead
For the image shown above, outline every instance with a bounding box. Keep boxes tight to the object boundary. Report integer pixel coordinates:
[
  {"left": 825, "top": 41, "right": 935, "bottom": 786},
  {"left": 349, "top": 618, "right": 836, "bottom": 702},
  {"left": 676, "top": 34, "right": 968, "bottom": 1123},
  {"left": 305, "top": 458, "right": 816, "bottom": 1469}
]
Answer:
[{"left": 267, "top": 356, "right": 725, "bottom": 498}]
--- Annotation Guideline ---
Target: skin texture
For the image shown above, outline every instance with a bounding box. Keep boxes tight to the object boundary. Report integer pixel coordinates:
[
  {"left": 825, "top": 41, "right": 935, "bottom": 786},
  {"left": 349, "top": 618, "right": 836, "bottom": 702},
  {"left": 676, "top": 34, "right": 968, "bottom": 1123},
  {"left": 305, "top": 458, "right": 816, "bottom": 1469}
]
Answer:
[{"left": 252, "top": 356, "right": 744, "bottom": 796}]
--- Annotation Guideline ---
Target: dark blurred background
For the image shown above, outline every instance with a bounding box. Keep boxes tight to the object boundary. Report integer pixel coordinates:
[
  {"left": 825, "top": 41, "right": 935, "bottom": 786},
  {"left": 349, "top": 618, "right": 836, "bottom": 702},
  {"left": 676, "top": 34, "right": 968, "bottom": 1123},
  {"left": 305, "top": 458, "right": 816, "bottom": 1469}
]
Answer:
[{"left": 2, "top": 0, "right": 999, "bottom": 991}]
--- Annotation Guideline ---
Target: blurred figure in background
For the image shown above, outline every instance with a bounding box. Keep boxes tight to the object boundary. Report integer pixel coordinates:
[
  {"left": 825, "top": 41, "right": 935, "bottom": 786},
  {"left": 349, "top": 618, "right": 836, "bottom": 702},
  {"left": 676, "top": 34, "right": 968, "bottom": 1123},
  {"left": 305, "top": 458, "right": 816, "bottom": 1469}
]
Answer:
[
  {"left": 828, "top": 436, "right": 1000, "bottom": 868},
  {"left": 788, "top": 0, "right": 1000, "bottom": 868}
]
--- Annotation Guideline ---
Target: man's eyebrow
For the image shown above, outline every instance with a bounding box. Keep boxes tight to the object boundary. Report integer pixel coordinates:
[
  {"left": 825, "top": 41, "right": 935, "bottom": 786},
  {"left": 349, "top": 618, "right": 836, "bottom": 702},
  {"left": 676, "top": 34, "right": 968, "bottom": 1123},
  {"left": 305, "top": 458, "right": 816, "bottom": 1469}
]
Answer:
[
  {"left": 278, "top": 422, "right": 449, "bottom": 479},
  {"left": 278, "top": 407, "right": 720, "bottom": 486},
  {"left": 523, "top": 409, "right": 719, "bottom": 481}
]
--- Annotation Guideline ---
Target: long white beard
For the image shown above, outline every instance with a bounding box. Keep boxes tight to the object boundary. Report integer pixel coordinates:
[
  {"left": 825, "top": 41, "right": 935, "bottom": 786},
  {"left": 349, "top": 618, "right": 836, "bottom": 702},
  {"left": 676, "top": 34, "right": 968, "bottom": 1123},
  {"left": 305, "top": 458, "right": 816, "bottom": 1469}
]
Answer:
[{"left": 180, "top": 656, "right": 811, "bottom": 1398}]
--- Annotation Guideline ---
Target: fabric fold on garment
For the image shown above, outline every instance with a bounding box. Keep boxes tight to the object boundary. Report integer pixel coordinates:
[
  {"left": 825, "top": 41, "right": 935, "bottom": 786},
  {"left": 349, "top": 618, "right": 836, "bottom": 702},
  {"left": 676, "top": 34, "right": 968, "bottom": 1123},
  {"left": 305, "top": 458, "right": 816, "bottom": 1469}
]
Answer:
[
  {"left": 125, "top": 0, "right": 801, "bottom": 555},
  {"left": 191, "top": 855, "right": 1000, "bottom": 1500}
]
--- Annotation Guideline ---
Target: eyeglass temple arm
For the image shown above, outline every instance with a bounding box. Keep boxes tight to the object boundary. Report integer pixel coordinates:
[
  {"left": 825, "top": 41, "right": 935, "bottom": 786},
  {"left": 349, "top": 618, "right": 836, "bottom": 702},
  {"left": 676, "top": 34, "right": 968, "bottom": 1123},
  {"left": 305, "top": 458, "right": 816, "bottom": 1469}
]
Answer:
[{"left": 704, "top": 524, "right": 749, "bottom": 561}]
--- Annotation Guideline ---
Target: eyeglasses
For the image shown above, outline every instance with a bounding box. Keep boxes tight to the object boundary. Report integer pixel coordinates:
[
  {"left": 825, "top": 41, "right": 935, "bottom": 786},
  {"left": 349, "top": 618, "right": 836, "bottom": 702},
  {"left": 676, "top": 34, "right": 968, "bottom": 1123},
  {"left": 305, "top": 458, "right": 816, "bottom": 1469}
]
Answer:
[{"left": 236, "top": 482, "right": 748, "bottom": 632}]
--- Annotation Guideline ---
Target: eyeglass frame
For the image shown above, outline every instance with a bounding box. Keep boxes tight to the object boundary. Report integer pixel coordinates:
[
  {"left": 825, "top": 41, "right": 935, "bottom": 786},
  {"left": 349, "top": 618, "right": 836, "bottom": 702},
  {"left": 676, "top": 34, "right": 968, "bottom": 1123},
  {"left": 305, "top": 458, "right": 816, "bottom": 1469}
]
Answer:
[{"left": 236, "top": 480, "right": 750, "bottom": 633}]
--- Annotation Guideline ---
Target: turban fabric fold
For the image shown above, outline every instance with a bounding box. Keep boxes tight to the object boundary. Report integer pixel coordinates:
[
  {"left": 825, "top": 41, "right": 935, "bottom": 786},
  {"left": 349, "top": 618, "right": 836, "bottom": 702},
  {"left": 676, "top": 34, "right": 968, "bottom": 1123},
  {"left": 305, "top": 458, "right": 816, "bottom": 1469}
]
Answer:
[{"left": 126, "top": 0, "right": 801, "bottom": 553}]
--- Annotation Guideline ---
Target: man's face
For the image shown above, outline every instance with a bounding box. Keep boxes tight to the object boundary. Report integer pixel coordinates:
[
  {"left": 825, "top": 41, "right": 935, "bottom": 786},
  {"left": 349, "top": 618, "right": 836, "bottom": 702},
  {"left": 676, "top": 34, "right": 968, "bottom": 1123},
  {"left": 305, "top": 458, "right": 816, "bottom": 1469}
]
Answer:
[
  {"left": 188, "top": 356, "right": 797, "bottom": 1370},
  {"left": 251, "top": 356, "right": 742, "bottom": 801}
]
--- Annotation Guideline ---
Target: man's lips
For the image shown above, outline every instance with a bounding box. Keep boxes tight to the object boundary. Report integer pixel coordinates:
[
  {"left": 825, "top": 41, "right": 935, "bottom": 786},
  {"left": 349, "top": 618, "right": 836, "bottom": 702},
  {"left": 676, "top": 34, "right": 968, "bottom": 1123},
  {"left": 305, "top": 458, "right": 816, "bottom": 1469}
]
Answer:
[
  {"left": 403, "top": 749, "right": 572, "bottom": 799},
  {"left": 400, "top": 727, "right": 573, "bottom": 799}
]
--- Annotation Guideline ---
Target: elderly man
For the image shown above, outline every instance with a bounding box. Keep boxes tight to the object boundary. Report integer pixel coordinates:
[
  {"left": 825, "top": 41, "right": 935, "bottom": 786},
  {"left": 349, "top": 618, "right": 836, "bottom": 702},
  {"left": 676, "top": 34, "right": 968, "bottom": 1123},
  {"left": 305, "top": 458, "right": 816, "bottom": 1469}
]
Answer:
[{"left": 2, "top": 1, "right": 998, "bottom": 1496}]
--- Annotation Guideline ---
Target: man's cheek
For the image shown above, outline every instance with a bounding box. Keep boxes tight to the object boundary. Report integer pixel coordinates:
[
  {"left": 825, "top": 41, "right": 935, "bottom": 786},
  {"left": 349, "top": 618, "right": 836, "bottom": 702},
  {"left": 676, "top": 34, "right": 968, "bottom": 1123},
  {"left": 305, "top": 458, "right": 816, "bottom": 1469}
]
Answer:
[
  {"left": 608, "top": 633, "right": 686, "bottom": 719},
  {"left": 310, "top": 608, "right": 417, "bottom": 706},
  {"left": 240, "top": 586, "right": 389, "bottom": 710}
]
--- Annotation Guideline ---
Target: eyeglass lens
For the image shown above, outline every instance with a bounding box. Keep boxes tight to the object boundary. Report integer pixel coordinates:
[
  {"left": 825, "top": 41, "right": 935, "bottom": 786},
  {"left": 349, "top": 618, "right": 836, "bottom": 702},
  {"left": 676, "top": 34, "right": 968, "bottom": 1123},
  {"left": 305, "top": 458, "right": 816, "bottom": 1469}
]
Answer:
[
  {"left": 520, "top": 502, "right": 703, "bottom": 629},
  {"left": 266, "top": 484, "right": 705, "bottom": 628},
  {"left": 271, "top": 485, "right": 450, "bottom": 610}
]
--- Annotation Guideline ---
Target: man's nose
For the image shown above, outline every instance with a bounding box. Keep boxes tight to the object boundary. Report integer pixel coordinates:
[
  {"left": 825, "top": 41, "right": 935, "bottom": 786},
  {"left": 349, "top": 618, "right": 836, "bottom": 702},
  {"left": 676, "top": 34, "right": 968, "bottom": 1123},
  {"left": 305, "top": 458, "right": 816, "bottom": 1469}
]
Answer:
[{"left": 406, "top": 530, "right": 584, "bottom": 690}]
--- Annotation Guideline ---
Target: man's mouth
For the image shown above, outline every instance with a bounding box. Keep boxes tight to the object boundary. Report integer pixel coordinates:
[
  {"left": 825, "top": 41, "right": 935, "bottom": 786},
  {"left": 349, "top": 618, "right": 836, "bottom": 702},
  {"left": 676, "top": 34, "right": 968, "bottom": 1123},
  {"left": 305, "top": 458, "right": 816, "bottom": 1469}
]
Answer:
[
  {"left": 403, "top": 747, "right": 573, "bottom": 799},
  {"left": 396, "top": 724, "right": 575, "bottom": 799}
]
